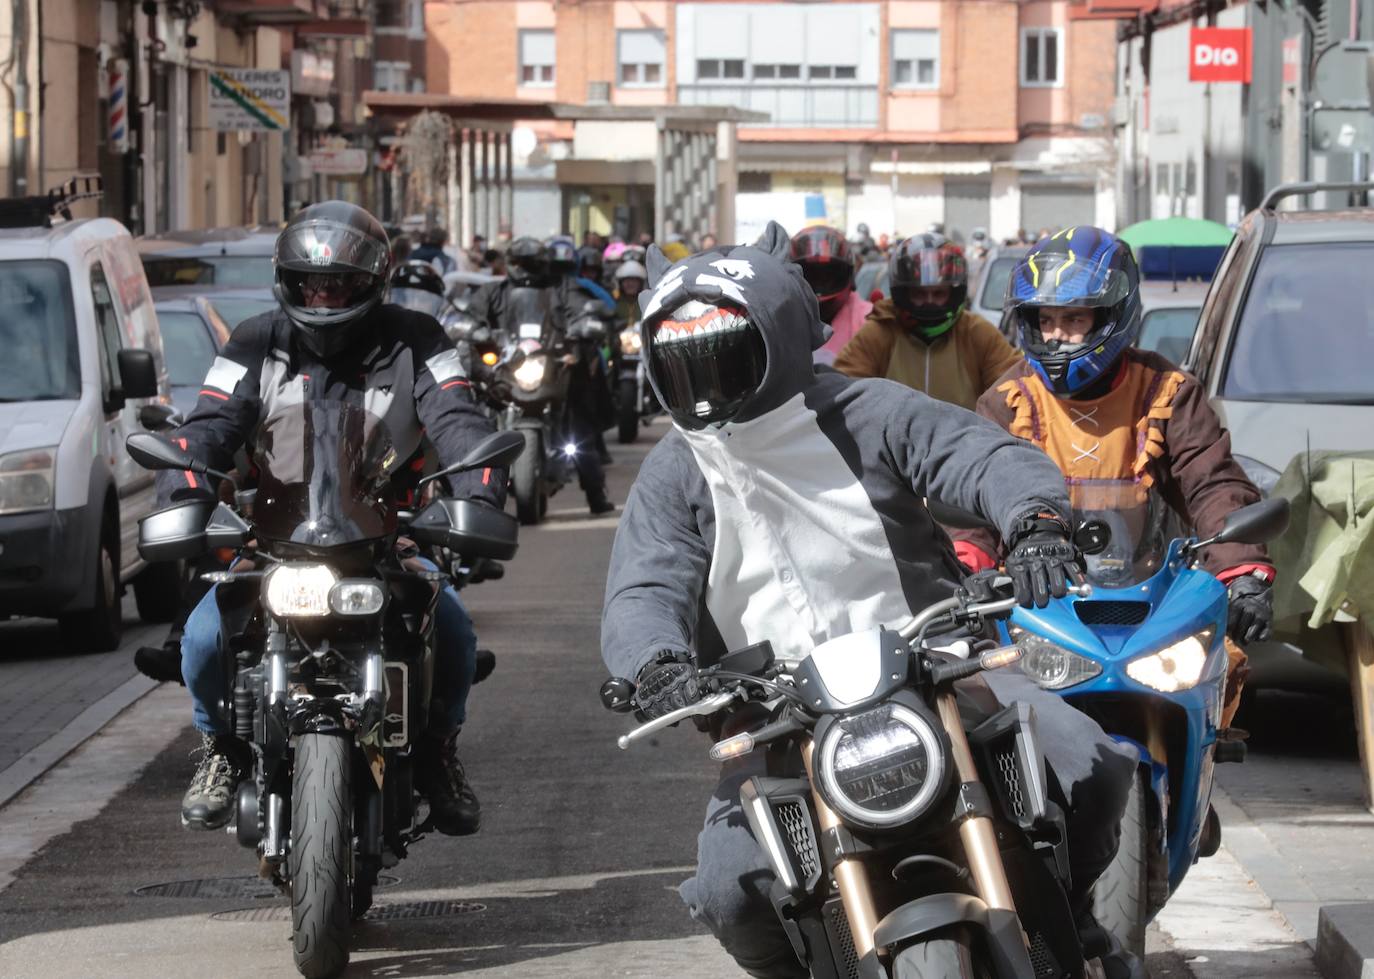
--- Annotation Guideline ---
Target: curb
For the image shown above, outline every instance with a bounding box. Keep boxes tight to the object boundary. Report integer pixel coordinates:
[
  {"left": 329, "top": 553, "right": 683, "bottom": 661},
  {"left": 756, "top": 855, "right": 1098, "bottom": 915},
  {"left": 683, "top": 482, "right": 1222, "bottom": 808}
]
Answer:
[
  {"left": 1316, "top": 904, "right": 1374, "bottom": 979},
  {"left": 0, "top": 672, "right": 159, "bottom": 811}
]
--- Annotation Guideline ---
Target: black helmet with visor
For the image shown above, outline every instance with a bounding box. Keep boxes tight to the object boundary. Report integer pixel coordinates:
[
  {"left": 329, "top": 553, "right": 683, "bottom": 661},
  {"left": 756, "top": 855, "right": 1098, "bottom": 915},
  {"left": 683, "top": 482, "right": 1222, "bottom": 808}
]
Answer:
[
  {"left": 506, "top": 236, "right": 549, "bottom": 285},
  {"left": 274, "top": 201, "right": 391, "bottom": 358},
  {"left": 646, "top": 299, "right": 767, "bottom": 427},
  {"left": 888, "top": 233, "right": 969, "bottom": 341}
]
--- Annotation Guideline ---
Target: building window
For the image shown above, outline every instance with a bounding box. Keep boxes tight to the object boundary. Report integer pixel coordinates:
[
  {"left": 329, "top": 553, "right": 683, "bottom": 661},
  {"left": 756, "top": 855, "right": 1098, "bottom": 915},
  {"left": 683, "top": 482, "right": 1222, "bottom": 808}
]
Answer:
[
  {"left": 520, "top": 29, "right": 556, "bottom": 87},
  {"left": 1021, "top": 28, "right": 1062, "bottom": 87},
  {"left": 697, "top": 59, "right": 746, "bottom": 81},
  {"left": 891, "top": 29, "right": 939, "bottom": 89},
  {"left": 374, "top": 61, "right": 410, "bottom": 93},
  {"left": 755, "top": 63, "right": 801, "bottom": 80},
  {"left": 406, "top": 0, "right": 424, "bottom": 38},
  {"left": 809, "top": 65, "right": 857, "bottom": 80},
  {"left": 618, "top": 30, "right": 665, "bottom": 87}
]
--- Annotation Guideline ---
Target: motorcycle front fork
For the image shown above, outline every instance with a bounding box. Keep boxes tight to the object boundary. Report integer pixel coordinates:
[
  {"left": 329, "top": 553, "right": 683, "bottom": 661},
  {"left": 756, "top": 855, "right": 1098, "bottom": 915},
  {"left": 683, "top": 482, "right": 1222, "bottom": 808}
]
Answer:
[{"left": 802, "top": 688, "right": 1022, "bottom": 962}]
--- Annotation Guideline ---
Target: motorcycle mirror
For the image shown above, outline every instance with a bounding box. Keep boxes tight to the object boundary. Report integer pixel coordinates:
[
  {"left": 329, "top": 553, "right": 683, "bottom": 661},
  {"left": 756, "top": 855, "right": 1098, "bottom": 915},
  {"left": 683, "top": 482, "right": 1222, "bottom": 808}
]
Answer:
[
  {"left": 417, "top": 431, "right": 526, "bottom": 489},
  {"left": 127, "top": 432, "right": 204, "bottom": 474},
  {"left": 1200, "top": 497, "right": 1291, "bottom": 548},
  {"left": 600, "top": 677, "right": 637, "bottom": 713},
  {"left": 1074, "top": 519, "right": 1112, "bottom": 556},
  {"left": 137, "top": 402, "right": 181, "bottom": 432}
]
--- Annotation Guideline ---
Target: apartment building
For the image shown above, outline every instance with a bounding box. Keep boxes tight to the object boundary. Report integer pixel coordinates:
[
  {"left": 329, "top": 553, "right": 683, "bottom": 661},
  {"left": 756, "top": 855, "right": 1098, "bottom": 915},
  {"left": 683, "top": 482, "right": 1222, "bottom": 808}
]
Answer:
[{"left": 426, "top": 0, "right": 1124, "bottom": 242}]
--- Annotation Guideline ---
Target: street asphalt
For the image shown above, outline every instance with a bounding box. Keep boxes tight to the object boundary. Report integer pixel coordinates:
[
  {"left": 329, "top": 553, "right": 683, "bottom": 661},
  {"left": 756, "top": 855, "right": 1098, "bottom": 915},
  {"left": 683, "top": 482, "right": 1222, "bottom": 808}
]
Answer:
[{"left": 0, "top": 417, "right": 1345, "bottom": 978}]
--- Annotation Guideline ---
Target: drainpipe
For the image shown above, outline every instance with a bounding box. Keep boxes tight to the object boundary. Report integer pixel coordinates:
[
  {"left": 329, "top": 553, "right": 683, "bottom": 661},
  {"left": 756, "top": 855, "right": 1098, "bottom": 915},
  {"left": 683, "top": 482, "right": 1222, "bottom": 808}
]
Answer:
[
  {"left": 9, "top": 0, "right": 29, "bottom": 196},
  {"left": 34, "top": 0, "right": 41, "bottom": 188}
]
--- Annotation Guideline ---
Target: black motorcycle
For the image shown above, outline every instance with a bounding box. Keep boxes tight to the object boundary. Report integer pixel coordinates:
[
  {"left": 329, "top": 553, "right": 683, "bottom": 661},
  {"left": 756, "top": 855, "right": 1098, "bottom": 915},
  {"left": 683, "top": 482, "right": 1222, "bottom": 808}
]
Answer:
[
  {"left": 613, "top": 319, "right": 661, "bottom": 444},
  {"left": 604, "top": 577, "right": 1115, "bottom": 979},
  {"left": 127, "top": 406, "right": 523, "bottom": 979}
]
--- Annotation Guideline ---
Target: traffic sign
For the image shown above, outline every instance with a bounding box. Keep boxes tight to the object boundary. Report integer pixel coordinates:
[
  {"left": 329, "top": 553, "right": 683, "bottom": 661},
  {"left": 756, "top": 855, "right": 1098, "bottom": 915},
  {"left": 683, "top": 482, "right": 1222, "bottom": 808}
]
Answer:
[{"left": 208, "top": 69, "right": 291, "bottom": 132}]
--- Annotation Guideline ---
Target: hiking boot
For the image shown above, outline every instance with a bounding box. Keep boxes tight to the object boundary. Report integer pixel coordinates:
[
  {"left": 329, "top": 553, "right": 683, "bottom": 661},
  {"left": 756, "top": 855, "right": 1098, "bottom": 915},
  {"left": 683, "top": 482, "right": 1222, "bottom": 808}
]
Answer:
[
  {"left": 135, "top": 641, "right": 185, "bottom": 685},
  {"left": 416, "top": 729, "right": 481, "bottom": 836},
  {"left": 181, "top": 733, "right": 249, "bottom": 830},
  {"left": 587, "top": 487, "right": 616, "bottom": 516}
]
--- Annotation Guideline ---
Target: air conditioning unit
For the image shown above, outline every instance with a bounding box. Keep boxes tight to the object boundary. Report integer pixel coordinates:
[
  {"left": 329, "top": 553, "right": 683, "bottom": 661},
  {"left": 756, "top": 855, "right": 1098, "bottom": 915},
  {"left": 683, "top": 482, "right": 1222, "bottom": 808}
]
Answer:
[{"left": 587, "top": 81, "right": 611, "bottom": 104}]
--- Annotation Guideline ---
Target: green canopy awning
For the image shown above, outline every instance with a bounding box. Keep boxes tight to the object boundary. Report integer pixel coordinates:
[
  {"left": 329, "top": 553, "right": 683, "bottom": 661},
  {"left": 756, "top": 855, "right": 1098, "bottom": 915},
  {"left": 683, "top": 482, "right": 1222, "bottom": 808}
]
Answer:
[{"left": 1117, "top": 217, "right": 1234, "bottom": 251}]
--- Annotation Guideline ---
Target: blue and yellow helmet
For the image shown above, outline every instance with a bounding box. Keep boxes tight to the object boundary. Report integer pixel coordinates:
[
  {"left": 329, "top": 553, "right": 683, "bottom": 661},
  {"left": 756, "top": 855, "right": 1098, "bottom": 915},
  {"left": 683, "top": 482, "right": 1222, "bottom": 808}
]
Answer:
[{"left": 1005, "top": 227, "right": 1142, "bottom": 396}]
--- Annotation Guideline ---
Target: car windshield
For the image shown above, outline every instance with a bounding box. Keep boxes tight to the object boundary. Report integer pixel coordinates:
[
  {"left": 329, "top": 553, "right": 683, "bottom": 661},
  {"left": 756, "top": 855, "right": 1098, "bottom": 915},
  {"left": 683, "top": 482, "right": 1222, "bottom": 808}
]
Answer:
[
  {"left": 1138, "top": 306, "right": 1200, "bottom": 365},
  {"left": 0, "top": 260, "right": 80, "bottom": 402},
  {"left": 206, "top": 296, "right": 275, "bottom": 328},
  {"left": 979, "top": 256, "right": 1019, "bottom": 310},
  {"left": 142, "top": 255, "right": 275, "bottom": 289},
  {"left": 254, "top": 401, "right": 399, "bottom": 548},
  {"left": 1223, "top": 242, "right": 1374, "bottom": 404},
  {"left": 1069, "top": 481, "right": 1180, "bottom": 588},
  {"left": 157, "top": 311, "right": 218, "bottom": 386}
]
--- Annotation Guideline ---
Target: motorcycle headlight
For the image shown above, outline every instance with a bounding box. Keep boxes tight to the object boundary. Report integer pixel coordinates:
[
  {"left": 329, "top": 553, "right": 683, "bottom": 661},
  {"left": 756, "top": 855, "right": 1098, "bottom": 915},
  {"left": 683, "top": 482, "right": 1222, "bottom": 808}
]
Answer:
[
  {"left": 264, "top": 564, "right": 338, "bottom": 618},
  {"left": 620, "top": 327, "right": 642, "bottom": 355},
  {"left": 512, "top": 356, "right": 547, "bottom": 391},
  {"left": 1126, "top": 627, "right": 1216, "bottom": 693},
  {"left": 1010, "top": 625, "right": 1102, "bottom": 691},
  {"left": 328, "top": 580, "right": 385, "bottom": 617},
  {"left": 0, "top": 447, "right": 56, "bottom": 515},
  {"left": 481, "top": 350, "right": 499, "bottom": 367},
  {"left": 816, "top": 703, "right": 946, "bottom": 830}
]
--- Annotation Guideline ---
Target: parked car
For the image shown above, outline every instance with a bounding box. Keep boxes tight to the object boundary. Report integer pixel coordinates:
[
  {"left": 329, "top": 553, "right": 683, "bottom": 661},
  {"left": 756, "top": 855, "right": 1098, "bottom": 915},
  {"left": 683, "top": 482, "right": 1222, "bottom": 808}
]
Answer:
[
  {"left": 970, "top": 245, "right": 1030, "bottom": 333},
  {"left": 136, "top": 226, "right": 278, "bottom": 291},
  {"left": 152, "top": 296, "right": 233, "bottom": 418},
  {"left": 0, "top": 185, "right": 176, "bottom": 649},
  {"left": 1185, "top": 181, "right": 1374, "bottom": 689},
  {"left": 150, "top": 284, "right": 275, "bottom": 332},
  {"left": 1137, "top": 279, "right": 1209, "bottom": 365}
]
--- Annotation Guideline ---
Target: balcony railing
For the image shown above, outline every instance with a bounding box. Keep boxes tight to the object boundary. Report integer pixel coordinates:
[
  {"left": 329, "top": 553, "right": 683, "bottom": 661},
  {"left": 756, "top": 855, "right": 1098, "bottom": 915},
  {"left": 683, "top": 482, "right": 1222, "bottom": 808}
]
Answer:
[{"left": 676, "top": 83, "right": 878, "bottom": 129}]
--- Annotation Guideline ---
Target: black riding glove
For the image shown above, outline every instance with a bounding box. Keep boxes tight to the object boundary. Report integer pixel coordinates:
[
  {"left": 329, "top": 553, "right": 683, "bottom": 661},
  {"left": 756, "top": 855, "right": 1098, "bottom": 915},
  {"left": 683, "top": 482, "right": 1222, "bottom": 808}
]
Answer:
[
  {"left": 1226, "top": 574, "right": 1274, "bottom": 644},
  {"left": 633, "top": 652, "right": 703, "bottom": 722},
  {"left": 1005, "top": 513, "right": 1081, "bottom": 609}
]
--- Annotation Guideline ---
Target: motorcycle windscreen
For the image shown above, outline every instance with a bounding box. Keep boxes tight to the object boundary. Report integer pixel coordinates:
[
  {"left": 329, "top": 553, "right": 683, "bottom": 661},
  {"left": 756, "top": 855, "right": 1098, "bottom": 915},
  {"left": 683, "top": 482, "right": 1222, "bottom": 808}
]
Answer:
[
  {"left": 253, "top": 400, "right": 400, "bottom": 547},
  {"left": 389, "top": 287, "right": 447, "bottom": 320},
  {"left": 1069, "top": 480, "right": 1182, "bottom": 588},
  {"left": 506, "top": 285, "right": 558, "bottom": 340}
]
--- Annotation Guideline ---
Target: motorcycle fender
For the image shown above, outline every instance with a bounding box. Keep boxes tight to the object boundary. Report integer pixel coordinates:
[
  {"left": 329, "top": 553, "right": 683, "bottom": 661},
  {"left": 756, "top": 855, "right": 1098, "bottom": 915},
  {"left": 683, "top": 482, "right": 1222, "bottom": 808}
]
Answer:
[
  {"left": 288, "top": 701, "right": 352, "bottom": 737},
  {"left": 872, "top": 893, "right": 1036, "bottom": 978}
]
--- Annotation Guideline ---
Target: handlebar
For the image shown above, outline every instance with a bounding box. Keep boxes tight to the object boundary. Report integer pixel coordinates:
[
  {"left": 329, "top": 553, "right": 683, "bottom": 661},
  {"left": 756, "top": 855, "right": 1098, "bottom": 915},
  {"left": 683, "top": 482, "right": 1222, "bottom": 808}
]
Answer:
[
  {"left": 616, "top": 690, "right": 741, "bottom": 750},
  {"left": 897, "top": 576, "right": 1092, "bottom": 641}
]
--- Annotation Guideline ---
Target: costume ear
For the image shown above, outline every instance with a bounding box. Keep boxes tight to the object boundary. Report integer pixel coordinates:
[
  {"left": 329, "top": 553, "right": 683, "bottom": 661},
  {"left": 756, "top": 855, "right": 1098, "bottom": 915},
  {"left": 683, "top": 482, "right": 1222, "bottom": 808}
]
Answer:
[
  {"left": 646, "top": 245, "right": 672, "bottom": 286},
  {"left": 754, "top": 221, "right": 791, "bottom": 260}
]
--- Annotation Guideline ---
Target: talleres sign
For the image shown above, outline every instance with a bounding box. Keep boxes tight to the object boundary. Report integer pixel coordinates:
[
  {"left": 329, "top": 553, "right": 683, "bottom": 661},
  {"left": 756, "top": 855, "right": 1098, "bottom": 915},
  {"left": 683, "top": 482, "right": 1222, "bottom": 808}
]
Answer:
[{"left": 1190, "top": 27, "right": 1252, "bottom": 84}]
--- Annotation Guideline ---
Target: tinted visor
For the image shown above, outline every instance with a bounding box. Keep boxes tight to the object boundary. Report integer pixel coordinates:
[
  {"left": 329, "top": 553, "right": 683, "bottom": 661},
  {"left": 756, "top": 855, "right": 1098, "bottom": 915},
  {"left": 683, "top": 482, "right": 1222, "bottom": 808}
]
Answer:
[
  {"left": 799, "top": 261, "right": 852, "bottom": 298},
  {"left": 276, "top": 218, "right": 389, "bottom": 277},
  {"left": 279, "top": 269, "right": 380, "bottom": 310},
  {"left": 648, "top": 302, "right": 767, "bottom": 424}
]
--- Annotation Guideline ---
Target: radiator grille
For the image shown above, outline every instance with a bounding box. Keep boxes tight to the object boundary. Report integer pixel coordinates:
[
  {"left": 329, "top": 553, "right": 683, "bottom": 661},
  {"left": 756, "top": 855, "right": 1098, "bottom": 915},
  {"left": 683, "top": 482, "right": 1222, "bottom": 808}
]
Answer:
[
  {"left": 775, "top": 800, "right": 819, "bottom": 880},
  {"left": 1075, "top": 601, "right": 1150, "bottom": 626},
  {"left": 1028, "top": 930, "right": 1061, "bottom": 978},
  {"left": 996, "top": 749, "right": 1026, "bottom": 819},
  {"left": 827, "top": 900, "right": 861, "bottom": 979}
]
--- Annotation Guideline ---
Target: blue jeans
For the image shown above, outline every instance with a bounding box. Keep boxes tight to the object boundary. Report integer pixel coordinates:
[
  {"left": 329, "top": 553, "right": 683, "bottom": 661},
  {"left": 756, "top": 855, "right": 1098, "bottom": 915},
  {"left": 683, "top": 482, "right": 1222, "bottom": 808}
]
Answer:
[{"left": 182, "top": 561, "right": 477, "bottom": 737}]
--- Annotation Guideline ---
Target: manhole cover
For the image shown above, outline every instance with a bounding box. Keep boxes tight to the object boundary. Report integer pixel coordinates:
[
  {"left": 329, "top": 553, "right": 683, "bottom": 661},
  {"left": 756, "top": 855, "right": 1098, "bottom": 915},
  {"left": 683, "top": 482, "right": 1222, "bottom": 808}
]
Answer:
[
  {"left": 136, "top": 874, "right": 400, "bottom": 900},
  {"left": 211, "top": 900, "right": 485, "bottom": 923}
]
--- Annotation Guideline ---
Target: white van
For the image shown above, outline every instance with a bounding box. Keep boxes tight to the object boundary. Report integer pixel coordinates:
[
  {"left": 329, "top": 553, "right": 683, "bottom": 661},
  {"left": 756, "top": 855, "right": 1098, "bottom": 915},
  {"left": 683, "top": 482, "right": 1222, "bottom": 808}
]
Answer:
[{"left": 0, "top": 192, "right": 175, "bottom": 650}]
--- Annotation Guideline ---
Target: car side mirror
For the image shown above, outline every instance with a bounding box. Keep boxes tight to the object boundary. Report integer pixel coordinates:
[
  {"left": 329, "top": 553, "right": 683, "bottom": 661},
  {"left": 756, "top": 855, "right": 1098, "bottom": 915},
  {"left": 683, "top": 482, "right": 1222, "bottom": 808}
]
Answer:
[
  {"left": 118, "top": 348, "right": 159, "bottom": 400},
  {"left": 126, "top": 431, "right": 201, "bottom": 473},
  {"left": 1204, "top": 497, "right": 1291, "bottom": 548}
]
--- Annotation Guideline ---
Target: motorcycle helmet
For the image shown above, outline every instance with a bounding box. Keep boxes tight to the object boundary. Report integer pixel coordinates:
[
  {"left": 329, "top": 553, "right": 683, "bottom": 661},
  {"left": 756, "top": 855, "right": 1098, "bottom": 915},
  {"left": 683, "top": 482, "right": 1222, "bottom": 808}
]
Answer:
[
  {"left": 577, "top": 244, "right": 604, "bottom": 280},
  {"left": 789, "top": 225, "right": 856, "bottom": 322},
  {"left": 506, "top": 236, "right": 548, "bottom": 285},
  {"left": 645, "top": 297, "right": 767, "bottom": 427},
  {"left": 274, "top": 200, "right": 391, "bottom": 358},
  {"left": 546, "top": 236, "right": 578, "bottom": 275},
  {"left": 603, "top": 240, "right": 629, "bottom": 263},
  {"left": 389, "top": 260, "right": 445, "bottom": 296},
  {"left": 888, "top": 233, "right": 968, "bottom": 341},
  {"left": 614, "top": 259, "right": 647, "bottom": 298},
  {"left": 1006, "top": 226, "right": 1143, "bottom": 396}
]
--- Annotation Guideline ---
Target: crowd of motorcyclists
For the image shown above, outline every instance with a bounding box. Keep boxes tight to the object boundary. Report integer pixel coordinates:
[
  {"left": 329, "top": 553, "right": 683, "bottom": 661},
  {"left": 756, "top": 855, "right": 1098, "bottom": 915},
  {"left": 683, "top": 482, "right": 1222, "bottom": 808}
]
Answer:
[{"left": 130, "top": 200, "right": 1277, "bottom": 979}]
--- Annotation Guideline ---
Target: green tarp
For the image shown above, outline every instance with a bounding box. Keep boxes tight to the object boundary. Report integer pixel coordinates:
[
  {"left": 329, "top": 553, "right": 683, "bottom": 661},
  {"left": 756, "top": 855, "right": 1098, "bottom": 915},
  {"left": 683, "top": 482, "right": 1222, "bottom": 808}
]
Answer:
[
  {"left": 1117, "top": 217, "right": 1235, "bottom": 250},
  {"left": 1270, "top": 451, "right": 1374, "bottom": 644}
]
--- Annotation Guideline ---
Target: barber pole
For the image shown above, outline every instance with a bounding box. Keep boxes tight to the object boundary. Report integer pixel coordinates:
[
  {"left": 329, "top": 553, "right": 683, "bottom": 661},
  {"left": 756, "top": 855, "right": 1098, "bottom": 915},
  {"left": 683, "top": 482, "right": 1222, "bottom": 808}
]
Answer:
[{"left": 108, "top": 59, "right": 129, "bottom": 154}]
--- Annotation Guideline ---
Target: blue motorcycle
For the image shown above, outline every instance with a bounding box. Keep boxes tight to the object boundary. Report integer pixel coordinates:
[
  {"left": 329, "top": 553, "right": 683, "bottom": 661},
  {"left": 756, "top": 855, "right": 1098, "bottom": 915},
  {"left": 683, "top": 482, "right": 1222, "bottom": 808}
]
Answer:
[{"left": 993, "top": 486, "right": 1288, "bottom": 956}]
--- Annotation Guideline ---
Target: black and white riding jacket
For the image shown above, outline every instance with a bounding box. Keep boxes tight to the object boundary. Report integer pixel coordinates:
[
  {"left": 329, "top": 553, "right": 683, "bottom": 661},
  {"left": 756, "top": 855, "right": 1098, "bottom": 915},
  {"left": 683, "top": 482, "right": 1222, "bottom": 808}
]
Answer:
[{"left": 156, "top": 304, "right": 503, "bottom": 508}]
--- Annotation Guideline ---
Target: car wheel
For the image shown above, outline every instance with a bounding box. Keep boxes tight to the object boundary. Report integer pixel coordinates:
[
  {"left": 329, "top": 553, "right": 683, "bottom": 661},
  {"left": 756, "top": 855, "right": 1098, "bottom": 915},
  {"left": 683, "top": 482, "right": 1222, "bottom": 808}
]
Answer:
[{"left": 60, "top": 519, "right": 123, "bottom": 652}]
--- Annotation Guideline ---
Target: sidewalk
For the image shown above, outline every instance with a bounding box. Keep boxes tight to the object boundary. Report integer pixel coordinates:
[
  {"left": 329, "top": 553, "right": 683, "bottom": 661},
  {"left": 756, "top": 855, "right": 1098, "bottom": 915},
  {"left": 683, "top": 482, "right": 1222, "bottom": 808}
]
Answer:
[{"left": 1212, "top": 689, "right": 1374, "bottom": 977}]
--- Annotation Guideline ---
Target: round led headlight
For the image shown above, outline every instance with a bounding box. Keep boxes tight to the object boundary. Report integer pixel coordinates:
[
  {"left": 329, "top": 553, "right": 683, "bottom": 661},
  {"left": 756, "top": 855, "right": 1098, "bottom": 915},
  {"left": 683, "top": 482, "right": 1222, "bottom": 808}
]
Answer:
[
  {"left": 816, "top": 702, "right": 947, "bottom": 830},
  {"left": 512, "top": 355, "right": 547, "bottom": 391}
]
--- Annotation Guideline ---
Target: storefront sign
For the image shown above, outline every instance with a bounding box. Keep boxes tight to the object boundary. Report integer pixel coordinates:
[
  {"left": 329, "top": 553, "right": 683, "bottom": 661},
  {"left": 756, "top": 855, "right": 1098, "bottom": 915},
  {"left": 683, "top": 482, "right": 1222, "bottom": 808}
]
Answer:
[
  {"left": 209, "top": 69, "right": 291, "bottom": 132},
  {"left": 307, "top": 147, "right": 369, "bottom": 176},
  {"left": 1189, "top": 28, "right": 1252, "bottom": 84},
  {"left": 107, "top": 59, "right": 129, "bottom": 154}
]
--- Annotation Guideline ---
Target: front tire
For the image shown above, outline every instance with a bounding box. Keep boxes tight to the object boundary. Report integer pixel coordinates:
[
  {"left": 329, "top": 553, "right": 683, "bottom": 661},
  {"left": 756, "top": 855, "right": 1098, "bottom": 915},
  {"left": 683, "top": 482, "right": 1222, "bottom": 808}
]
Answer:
[
  {"left": 893, "top": 926, "right": 986, "bottom": 978},
  {"left": 59, "top": 519, "right": 122, "bottom": 652},
  {"left": 290, "top": 734, "right": 352, "bottom": 979},
  {"left": 512, "top": 426, "right": 546, "bottom": 526},
  {"left": 617, "top": 378, "right": 639, "bottom": 444},
  {"left": 1092, "top": 769, "right": 1148, "bottom": 958}
]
